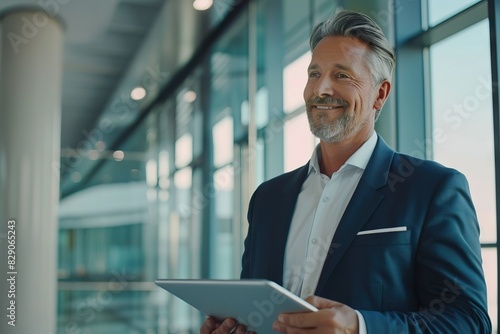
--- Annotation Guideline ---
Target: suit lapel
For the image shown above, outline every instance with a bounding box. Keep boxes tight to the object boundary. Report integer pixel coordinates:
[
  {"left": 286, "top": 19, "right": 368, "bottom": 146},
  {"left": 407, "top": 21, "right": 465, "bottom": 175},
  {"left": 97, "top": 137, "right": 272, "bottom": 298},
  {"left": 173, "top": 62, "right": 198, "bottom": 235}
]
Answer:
[
  {"left": 315, "top": 136, "right": 395, "bottom": 294},
  {"left": 267, "top": 164, "right": 309, "bottom": 285}
]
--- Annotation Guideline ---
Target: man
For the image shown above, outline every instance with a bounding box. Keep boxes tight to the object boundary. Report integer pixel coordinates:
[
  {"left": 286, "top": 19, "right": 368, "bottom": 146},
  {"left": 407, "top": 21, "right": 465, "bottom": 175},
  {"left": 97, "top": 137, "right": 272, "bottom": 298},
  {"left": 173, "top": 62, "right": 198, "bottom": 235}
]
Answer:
[{"left": 201, "top": 10, "right": 491, "bottom": 334}]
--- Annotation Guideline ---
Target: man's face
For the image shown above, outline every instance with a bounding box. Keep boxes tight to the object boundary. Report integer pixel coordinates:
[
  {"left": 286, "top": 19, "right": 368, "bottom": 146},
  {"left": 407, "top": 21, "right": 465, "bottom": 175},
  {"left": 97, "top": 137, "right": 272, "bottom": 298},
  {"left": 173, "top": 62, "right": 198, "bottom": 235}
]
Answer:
[{"left": 303, "top": 35, "right": 382, "bottom": 143}]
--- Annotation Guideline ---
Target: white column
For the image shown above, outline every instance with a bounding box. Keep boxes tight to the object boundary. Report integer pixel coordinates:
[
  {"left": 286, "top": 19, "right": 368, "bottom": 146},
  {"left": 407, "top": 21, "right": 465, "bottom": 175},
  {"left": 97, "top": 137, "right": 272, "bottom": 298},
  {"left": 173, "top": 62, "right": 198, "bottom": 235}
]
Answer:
[{"left": 0, "top": 10, "right": 63, "bottom": 334}]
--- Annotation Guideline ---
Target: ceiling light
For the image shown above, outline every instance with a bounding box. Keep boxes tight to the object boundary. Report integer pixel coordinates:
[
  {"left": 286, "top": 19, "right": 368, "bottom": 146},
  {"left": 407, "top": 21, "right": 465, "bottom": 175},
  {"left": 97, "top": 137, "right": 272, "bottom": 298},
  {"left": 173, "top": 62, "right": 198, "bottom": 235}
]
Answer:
[
  {"left": 95, "top": 140, "right": 106, "bottom": 152},
  {"left": 88, "top": 150, "right": 99, "bottom": 160},
  {"left": 71, "top": 172, "right": 82, "bottom": 183},
  {"left": 113, "top": 150, "right": 125, "bottom": 161},
  {"left": 130, "top": 86, "right": 146, "bottom": 100},
  {"left": 193, "top": 0, "right": 213, "bottom": 11},
  {"left": 183, "top": 90, "right": 197, "bottom": 103}
]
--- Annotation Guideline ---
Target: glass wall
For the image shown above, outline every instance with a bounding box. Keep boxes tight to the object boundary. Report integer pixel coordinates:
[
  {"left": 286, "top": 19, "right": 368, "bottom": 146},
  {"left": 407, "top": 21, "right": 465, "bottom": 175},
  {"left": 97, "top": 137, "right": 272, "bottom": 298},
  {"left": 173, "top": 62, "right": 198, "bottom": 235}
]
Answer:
[
  {"left": 425, "top": 1, "right": 497, "bottom": 331},
  {"left": 428, "top": 0, "right": 481, "bottom": 26},
  {"left": 57, "top": 109, "right": 164, "bottom": 333},
  {"left": 429, "top": 18, "right": 497, "bottom": 327},
  {"left": 56, "top": 0, "right": 500, "bottom": 332},
  {"left": 209, "top": 11, "right": 249, "bottom": 278}
]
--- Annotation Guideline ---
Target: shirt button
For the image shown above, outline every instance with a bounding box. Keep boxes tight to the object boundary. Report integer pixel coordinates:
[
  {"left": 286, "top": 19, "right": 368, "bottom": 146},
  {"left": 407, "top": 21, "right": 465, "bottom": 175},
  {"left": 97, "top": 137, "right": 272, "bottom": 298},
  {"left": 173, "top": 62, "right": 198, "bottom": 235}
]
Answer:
[
  {"left": 322, "top": 196, "right": 329, "bottom": 203},
  {"left": 305, "top": 288, "right": 312, "bottom": 295},
  {"left": 311, "top": 238, "right": 318, "bottom": 244}
]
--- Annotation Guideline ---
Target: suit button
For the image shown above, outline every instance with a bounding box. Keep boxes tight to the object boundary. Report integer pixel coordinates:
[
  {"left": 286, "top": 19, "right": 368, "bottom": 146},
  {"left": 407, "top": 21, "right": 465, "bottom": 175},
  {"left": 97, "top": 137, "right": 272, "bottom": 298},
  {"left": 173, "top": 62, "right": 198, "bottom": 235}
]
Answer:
[{"left": 322, "top": 196, "right": 329, "bottom": 203}]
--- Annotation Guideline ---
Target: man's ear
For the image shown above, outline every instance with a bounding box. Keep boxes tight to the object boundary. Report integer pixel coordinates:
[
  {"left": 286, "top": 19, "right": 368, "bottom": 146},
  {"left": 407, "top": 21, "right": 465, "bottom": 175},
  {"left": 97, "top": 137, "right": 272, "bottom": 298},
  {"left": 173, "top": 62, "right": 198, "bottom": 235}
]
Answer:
[{"left": 373, "top": 80, "right": 391, "bottom": 111}]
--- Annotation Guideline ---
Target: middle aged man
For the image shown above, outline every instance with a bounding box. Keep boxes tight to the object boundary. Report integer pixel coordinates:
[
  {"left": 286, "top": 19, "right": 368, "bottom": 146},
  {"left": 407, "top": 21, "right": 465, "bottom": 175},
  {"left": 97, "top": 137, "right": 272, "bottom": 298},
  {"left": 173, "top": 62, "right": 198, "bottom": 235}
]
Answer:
[{"left": 201, "top": 10, "right": 491, "bottom": 334}]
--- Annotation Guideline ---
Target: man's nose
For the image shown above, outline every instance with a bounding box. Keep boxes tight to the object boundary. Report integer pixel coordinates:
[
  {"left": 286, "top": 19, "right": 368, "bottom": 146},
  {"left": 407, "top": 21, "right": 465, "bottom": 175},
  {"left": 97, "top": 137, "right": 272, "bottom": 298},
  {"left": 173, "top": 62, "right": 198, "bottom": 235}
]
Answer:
[{"left": 314, "top": 76, "right": 335, "bottom": 97}]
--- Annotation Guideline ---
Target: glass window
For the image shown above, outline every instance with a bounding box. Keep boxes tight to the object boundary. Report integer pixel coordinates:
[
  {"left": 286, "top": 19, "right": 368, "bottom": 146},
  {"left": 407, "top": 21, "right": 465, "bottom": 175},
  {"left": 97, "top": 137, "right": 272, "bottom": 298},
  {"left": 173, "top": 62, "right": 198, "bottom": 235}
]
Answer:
[
  {"left": 213, "top": 115, "right": 234, "bottom": 167},
  {"left": 175, "top": 133, "right": 193, "bottom": 168},
  {"left": 213, "top": 165, "right": 235, "bottom": 278},
  {"left": 57, "top": 111, "right": 161, "bottom": 333},
  {"left": 241, "top": 88, "right": 270, "bottom": 129},
  {"left": 283, "top": 0, "right": 311, "bottom": 62},
  {"left": 174, "top": 167, "right": 193, "bottom": 218},
  {"left": 429, "top": 19, "right": 496, "bottom": 330},
  {"left": 283, "top": 52, "right": 310, "bottom": 114},
  {"left": 158, "top": 150, "right": 170, "bottom": 190},
  {"left": 284, "top": 112, "right": 317, "bottom": 172},
  {"left": 482, "top": 248, "right": 498, "bottom": 330},
  {"left": 427, "top": 0, "right": 480, "bottom": 26},
  {"left": 208, "top": 6, "right": 248, "bottom": 281},
  {"left": 430, "top": 20, "right": 495, "bottom": 243},
  {"left": 314, "top": 0, "right": 338, "bottom": 24}
]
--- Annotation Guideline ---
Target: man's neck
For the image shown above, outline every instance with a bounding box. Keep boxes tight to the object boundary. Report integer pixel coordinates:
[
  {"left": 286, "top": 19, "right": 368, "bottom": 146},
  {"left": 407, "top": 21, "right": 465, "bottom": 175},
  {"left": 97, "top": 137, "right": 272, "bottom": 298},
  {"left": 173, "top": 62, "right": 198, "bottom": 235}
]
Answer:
[{"left": 318, "top": 130, "right": 374, "bottom": 176}]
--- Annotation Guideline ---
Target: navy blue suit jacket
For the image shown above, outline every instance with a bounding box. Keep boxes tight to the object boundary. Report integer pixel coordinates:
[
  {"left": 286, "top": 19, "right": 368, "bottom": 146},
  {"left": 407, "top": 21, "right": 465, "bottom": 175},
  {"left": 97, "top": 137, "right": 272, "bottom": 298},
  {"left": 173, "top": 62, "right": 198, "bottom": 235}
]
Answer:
[{"left": 241, "top": 136, "right": 491, "bottom": 333}]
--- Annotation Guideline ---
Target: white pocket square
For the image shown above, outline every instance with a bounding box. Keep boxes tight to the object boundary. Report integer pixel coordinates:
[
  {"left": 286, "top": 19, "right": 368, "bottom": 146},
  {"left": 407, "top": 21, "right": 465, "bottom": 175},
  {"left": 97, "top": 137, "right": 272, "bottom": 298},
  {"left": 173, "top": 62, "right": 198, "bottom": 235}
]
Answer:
[{"left": 357, "top": 226, "right": 407, "bottom": 236}]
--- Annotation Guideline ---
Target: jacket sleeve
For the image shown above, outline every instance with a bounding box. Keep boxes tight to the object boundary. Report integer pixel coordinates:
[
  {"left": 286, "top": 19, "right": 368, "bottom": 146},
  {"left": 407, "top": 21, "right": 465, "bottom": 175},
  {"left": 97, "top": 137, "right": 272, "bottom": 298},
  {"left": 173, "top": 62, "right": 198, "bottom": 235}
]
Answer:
[{"left": 360, "top": 171, "right": 491, "bottom": 333}]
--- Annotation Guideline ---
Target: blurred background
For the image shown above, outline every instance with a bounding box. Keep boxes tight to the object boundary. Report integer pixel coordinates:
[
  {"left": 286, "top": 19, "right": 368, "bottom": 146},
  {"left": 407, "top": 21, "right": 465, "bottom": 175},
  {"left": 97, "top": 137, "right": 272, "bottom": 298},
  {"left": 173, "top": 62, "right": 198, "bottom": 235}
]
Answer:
[{"left": 0, "top": 0, "right": 498, "bottom": 333}]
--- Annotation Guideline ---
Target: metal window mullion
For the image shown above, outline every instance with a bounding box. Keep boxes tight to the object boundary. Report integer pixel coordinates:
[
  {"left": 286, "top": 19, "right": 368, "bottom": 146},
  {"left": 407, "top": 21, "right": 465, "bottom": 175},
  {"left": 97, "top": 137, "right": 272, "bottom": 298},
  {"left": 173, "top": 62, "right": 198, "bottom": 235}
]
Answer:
[
  {"left": 487, "top": 0, "right": 500, "bottom": 330},
  {"left": 411, "top": 0, "right": 487, "bottom": 47}
]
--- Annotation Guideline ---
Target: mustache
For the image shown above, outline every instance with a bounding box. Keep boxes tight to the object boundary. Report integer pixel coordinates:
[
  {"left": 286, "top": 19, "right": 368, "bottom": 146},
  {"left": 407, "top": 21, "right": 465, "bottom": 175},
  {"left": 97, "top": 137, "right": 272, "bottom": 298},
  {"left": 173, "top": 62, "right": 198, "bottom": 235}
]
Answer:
[{"left": 306, "top": 97, "right": 349, "bottom": 107}]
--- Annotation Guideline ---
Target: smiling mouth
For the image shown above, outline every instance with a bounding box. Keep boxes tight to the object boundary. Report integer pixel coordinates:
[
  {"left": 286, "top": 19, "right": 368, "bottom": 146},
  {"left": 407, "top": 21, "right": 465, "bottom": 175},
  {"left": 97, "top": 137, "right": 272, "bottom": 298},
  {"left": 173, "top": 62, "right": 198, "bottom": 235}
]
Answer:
[{"left": 314, "top": 105, "right": 343, "bottom": 110}]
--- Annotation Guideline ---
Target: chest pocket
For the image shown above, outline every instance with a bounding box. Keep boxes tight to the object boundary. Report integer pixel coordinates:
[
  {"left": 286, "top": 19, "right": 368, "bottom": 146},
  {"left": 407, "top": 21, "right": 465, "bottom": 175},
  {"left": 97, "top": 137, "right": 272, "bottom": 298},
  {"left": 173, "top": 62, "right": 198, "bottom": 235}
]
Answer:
[{"left": 351, "top": 230, "right": 411, "bottom": 246}]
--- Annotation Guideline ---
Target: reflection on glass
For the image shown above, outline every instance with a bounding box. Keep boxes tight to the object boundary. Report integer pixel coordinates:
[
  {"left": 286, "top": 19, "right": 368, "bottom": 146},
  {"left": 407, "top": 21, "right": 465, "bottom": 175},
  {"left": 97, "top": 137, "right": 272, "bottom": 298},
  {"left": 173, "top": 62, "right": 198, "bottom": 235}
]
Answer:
[
  {"left": 213, "top": 115, "right": 234, "bottom": 167},
  {"left": 159, "top": 150, "right": 169, "bottom": 177},
  {"left": 174, "top": 167, "right": 192, "bottom": 189},
  {"left": 158, "top": 150, "right": 170, "bottom": 190},
  {"left": 283, "top": 52, "right": 311, "bottom": 113},
  {"left": 175, "top": 133, "right": 193, "bottom": 168},
  {"left": 241, "top": 87, "right": 270, "bottom": 128},
  {"left": 427, "top": 0, "right": 480, "bottom": 27},
  {"left": 256, "top": 87, "right": 270, "bottom": 128},
  {"left": 284, "top": 112, "right": 316, "bottom": 172},
  {"left": 146, "top": 159, "right": 157, "bottom": 188},
  {"left": 174, "top": 167, "right": 192, "bottom": 218},
  {"left": 213, "top": 166, "right": 234, "bottom": 279}
]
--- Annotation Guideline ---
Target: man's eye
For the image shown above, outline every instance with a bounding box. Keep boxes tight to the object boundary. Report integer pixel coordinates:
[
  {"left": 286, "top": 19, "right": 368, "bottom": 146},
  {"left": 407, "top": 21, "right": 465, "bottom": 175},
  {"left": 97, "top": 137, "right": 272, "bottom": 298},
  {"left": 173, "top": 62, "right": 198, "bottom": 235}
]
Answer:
[
  {"left": 336, "top": 73, "right": 349, "bottom": 78},
  {"left": 308, "top": 72, "right": 320, "bottom": 78}
]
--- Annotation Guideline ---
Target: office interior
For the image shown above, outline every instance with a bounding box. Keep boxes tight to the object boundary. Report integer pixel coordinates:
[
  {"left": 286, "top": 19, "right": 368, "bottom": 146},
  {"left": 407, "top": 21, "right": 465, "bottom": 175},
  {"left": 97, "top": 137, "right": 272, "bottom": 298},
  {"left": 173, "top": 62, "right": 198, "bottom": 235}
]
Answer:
[{"left": 0, "top": 0, "right": 499, "bottom": 333}]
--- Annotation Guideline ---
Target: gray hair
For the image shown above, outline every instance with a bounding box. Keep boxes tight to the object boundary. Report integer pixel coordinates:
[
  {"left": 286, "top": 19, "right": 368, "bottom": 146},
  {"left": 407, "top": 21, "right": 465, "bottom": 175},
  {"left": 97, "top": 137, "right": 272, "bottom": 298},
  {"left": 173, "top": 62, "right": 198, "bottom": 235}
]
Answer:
[{"left": 309, "top": 10, "right": 396, "bottom": 85}]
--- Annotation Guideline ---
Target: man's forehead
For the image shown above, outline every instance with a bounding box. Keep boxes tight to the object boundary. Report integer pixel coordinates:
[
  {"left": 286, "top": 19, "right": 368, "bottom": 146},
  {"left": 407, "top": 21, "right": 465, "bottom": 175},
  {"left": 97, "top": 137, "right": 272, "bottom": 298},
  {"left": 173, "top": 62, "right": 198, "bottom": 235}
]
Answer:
[
  {"left": 311, "top": 36, "right": 371, "bottom": 64},
  {"left": 315, "top": 35, "right": 368, "bottom": 53}
]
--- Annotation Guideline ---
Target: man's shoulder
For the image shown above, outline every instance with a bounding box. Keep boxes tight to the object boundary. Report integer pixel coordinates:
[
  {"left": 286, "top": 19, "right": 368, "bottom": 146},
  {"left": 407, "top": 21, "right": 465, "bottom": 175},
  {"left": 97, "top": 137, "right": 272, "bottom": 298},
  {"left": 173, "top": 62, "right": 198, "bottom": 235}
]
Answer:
[
  {"left": 391, "top": 151, "right": 466, "bottom": 182},
  {"left": 374, "top": 136, "right": 461, "bottom": 178}
]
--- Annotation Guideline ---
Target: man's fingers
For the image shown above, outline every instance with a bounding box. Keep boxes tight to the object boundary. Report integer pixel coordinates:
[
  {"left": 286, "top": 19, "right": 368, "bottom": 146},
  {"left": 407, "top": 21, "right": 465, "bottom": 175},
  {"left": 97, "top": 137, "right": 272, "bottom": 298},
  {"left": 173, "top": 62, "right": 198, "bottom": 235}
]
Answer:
[
  {"left": 200, "top": 317, "right": 217, "bottom": 334},
  {"left": 200, "top": 317, "right": 238, "bottom": 334},
  {"left": 278, "top": 310, "right": 323, "bottom": 328},
  {"left": 218, "top": 318, "right": 237, "bottom": 333},
  {"left": 305, "top": 295, "right": 341, "bottom": 308},
  {"left": 278, "top": 300, "right": 359, "bottom": 332}
]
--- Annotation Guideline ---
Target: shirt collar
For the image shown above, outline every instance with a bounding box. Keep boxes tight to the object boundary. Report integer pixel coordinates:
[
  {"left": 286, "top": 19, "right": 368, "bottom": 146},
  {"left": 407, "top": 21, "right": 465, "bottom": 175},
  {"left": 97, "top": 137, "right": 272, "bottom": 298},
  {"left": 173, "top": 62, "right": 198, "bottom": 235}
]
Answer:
[{"left": 308, "top": 131, "right": 378, "bottom": 175}]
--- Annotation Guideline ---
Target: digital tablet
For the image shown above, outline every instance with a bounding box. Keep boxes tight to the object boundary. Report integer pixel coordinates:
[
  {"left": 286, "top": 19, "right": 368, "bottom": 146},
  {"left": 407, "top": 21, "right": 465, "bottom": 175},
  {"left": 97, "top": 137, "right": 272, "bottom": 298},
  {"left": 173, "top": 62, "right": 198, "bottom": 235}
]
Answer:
[{"left": 155, "top": 279, "right": 318, "bottom": 333}]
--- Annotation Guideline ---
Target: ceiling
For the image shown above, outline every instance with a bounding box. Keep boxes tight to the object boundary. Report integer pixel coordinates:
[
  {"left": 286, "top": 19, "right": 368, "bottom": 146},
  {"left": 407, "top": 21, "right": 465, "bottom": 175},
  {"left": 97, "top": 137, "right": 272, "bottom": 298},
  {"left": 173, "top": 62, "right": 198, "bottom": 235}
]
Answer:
[
  {"left": 0, "top": 0, "right": 220, "bottom": 197},
  {"left": 1, "top": 0, "right": 166, "bottom": 147},
  {"left": 60, "top": 0, "right": 165, "bottom": 150}
]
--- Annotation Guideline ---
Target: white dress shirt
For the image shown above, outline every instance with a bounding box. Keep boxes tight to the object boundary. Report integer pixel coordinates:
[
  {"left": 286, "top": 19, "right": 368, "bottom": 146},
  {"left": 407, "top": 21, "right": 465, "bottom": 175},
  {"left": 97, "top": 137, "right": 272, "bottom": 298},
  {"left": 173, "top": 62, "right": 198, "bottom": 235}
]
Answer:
[{"left": 283, "top": 132, "right": 377, "bottom": 334}]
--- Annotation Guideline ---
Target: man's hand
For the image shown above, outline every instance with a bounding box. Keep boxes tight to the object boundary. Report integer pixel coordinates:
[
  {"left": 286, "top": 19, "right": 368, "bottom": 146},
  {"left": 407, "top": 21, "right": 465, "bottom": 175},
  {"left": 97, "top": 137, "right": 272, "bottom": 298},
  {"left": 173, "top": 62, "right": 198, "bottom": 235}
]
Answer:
[
  {"left": 272, "top": 296, "right": 359, "bottom": 334},
  {"left": 200, "top": 317, "right": 251, "bottom": 334}
]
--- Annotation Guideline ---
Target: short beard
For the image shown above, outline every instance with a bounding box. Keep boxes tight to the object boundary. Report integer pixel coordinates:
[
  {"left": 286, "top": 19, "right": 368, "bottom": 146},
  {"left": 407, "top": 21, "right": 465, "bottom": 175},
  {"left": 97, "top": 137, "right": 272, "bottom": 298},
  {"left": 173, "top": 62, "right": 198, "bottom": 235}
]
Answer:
[{"left": 306, "top": 97, "right": 363, "bottom": 143}]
